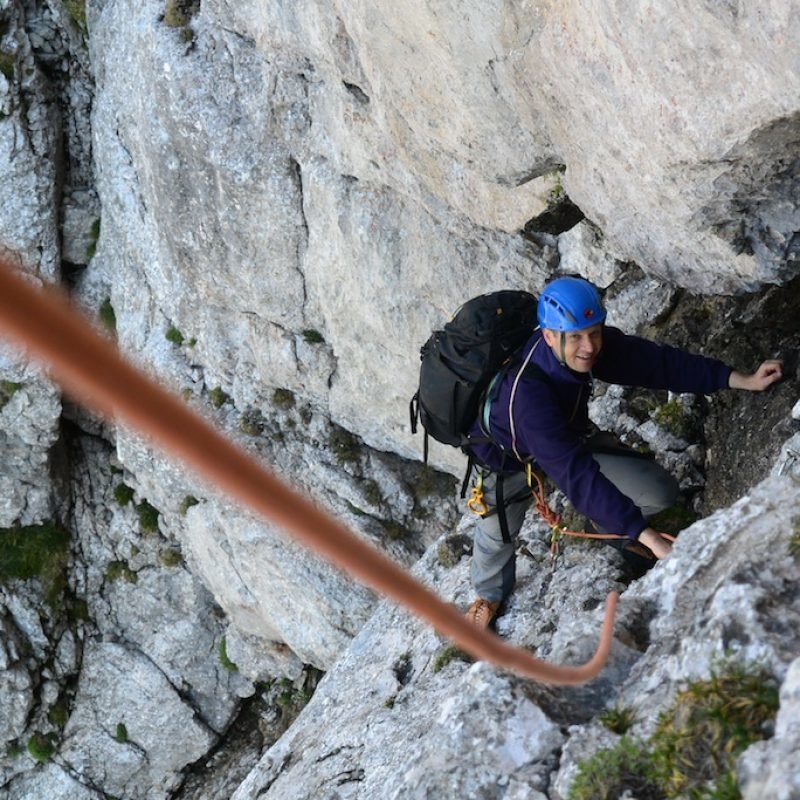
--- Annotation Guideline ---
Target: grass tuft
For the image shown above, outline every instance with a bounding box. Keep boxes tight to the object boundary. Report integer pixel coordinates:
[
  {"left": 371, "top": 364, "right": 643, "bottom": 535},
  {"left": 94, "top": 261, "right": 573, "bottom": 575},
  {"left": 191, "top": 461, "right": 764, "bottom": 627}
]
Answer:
[
  {"left": 136, "top": 501, "right": 160, "bottom": 534},
  {"left": 99, "top": 298, "right": 116, "bottom": 333},
  {"left": 0, "top": 523, "right": 71, "bottom": 607},
  {"left": 218, "top": 636, "right": 238, "bottom": 672},
  {"left": 569, "top": 662, "right": 779, "bottom": 800}
]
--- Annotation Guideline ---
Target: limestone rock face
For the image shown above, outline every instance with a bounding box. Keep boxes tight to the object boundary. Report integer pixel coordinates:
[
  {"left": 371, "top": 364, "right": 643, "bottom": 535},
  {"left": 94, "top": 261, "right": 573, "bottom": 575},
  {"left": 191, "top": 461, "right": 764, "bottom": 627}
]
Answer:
[
  {"left": 1, "top": 0, "right": 799, "bottom": 798},
  {"left": 232, "top": 472, "right": 800, "bottom": 800}
]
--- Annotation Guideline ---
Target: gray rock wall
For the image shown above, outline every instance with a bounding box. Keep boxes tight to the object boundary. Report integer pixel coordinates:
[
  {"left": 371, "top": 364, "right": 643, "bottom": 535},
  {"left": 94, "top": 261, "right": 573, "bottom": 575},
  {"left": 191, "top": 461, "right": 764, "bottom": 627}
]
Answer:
[{"left": 0, "top": 0, "right": 799, "bottom": 797}]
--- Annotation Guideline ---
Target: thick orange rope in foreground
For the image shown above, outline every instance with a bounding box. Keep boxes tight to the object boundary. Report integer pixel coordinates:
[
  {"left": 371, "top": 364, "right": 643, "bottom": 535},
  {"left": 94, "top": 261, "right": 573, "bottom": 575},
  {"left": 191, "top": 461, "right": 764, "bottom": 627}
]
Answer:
[{"left": 0, "top": 259, "right": 618, "bottom": 684}]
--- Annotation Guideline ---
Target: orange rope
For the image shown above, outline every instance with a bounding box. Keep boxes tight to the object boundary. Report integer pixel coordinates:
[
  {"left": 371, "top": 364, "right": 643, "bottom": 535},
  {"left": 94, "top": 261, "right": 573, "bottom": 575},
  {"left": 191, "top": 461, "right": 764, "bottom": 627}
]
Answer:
[
  {"left": 527, "top": 469, "right": 675, "bottom": 561},
  {"left": 0, "top": 259, "right": 618, "bottom": 685}
]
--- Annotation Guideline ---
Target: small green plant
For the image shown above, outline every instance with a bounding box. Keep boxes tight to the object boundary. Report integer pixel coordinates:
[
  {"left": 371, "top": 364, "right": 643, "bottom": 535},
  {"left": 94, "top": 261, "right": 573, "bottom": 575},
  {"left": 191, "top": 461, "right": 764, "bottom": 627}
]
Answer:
[
  {"left": 789, "top": 516, "right": 800, "bottom": 558},
  {"left": 99, "top": 298, "right": 116, "bottom": 333},
  {"left": 0, "top": 380, "right": 23, "bottom": 410},
  {"left": 382, "top": 520, "right": 410, "bottom": 541},
  {"left": 0, "top": 51, "right": 14, "bottom": 81},
  {"left": 187, "top": 337, "right": 197, "bottom": 347},
  {"left": 437, "top": 541, "right": 457, "bottom": 568},
  {"left": 301, "top": 328, "right": 325, "bottom": 345},
  {"left": 272, "top": 387, "right": 296, "bottom": 409},
  {"left": 239, "top": 409, "right": 264, "bottom": 435},
  {"left": 0, "top": 523, "right": 71, "bottom": 607},
  {"left": 363, "top": 480, "right": 383, "bottom": 507},
  {"left": 653, "top": 399, "right": 696, "bottom": 440},
  {"left": 159, "top": 548, "right": 182, "bottom": 567},
  {"left": 69, "top": 597, "right": 90, "bottom": 622},
  {"left": 113, "top": 483, "right": 135, "bottom": 506},
  {"left": 63, "top": 0, "right": 87, "bottom": 28},
  {"left": 433, "top": 644, "right": 471, "bottom": 673},
  {"left": 569, "top": 736, "right": 658, "bottom": 800},
  {"left": 329, "top": 427, "right": 361, "bottom": 465},
  {"left": 599, "top": 705, "right": 636, "bottom": 735},
  {"left": 27, "top": 732, "right": 56, "bottom": 763},
  {"left": 114, "top": 722, "right": 128, "bottom": 743},
  {"left": 5, "top": 740, "right": 23, "bottom": 758},
  {"left": 136, "top": 500, "right": 160, "bottom": 534},
  {"left": 106, "top": 559, "right": 138, "bottom": 584},
  {"left": 218, "top": 636, "right": 238, "bottom": 672},
  {"left": 47, "top": 702, "right": 69, "bottom": 728},
  {"left": 209, "top": 386, "right": 230, "bottom": 409},
  {"left": 165, "top": 325, "right": 184, "bottom": 346},
  {"left": 569, "top": 662, "right": 779, "bottom": 800},
  {"left": 180, "top": 495, "right": 199, "bottom": 514},
  {"left": 86, "top": 218, "right": 100, "bottom": 259},
  {"left": 649, "top": 663, "right": 779, "bottom": 798}
]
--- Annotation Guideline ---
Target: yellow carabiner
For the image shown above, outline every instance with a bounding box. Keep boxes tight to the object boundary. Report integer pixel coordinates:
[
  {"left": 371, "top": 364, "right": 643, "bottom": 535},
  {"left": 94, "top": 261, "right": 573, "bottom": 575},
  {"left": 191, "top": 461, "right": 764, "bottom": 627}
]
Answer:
[{"left": 466, "top": 473, "right": 489, "bottom": 517}]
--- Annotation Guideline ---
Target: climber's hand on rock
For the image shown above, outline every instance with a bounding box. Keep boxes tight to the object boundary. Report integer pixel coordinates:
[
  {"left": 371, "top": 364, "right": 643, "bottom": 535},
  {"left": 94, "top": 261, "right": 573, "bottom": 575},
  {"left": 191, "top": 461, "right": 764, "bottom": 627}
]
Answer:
[
  {"left": 637, "top": 527, "right": 674, "bottom": 559},
  {"left": 729, "top": 360, "right": 783, "bottom": 391}
]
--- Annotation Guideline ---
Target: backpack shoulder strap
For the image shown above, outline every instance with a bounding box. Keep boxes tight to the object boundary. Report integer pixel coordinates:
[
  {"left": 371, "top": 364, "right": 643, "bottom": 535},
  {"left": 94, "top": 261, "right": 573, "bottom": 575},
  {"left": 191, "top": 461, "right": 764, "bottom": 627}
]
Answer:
[{"left": 509, "top": 338, "right": 545, "bottom": 462}]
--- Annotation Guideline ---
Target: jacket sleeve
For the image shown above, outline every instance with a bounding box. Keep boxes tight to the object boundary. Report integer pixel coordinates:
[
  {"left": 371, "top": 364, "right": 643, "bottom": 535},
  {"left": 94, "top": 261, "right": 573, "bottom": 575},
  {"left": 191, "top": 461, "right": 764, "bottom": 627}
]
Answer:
[
  {"left": 595, "top": 327, "right": 732, "bottom": 393},
  {"left": 514, "top": 379, "right": 650, "bottom": 538}
]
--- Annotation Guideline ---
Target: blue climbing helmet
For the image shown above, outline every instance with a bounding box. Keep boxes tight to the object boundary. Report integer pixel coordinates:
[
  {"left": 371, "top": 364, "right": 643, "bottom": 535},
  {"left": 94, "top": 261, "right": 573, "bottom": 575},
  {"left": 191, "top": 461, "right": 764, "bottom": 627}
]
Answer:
[{"left": 537, "top": 277, "right": 606, "bottom": 331}]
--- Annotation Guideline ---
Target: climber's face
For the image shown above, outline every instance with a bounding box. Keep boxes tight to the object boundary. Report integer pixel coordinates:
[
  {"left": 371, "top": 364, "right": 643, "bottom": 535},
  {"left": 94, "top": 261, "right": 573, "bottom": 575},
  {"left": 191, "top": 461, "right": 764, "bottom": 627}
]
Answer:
[{"left": 542, "top": 323, "right": 603, "bottom": 373}]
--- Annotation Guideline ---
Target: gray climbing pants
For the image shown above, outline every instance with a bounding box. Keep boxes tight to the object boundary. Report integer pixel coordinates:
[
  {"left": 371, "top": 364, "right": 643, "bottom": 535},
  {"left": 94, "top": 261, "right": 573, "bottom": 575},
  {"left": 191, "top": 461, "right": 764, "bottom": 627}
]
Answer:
[{"left": 470, "top": 438, "right": 679, "bottom": 603}]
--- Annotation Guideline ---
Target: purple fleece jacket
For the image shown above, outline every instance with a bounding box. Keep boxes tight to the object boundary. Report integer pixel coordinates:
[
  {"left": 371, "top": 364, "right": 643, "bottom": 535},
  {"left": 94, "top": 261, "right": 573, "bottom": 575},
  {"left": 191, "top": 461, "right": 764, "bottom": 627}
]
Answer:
[{"left": 467, "top": 326, "right": 732, "bottom": 539}]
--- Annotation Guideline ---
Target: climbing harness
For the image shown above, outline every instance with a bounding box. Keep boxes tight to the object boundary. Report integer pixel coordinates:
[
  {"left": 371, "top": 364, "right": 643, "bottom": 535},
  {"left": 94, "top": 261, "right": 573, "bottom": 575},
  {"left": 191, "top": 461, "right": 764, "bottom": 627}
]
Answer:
[{"left": 467, "top": 460, "right": 676, "bottom": 565}]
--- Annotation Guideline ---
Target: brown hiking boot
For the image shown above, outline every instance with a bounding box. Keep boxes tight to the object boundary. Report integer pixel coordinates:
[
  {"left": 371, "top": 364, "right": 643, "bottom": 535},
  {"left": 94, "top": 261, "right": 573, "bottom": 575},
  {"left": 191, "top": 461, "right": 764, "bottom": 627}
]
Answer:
[{"left": 465, "top": 598, "right": 500, "bottom": 628}]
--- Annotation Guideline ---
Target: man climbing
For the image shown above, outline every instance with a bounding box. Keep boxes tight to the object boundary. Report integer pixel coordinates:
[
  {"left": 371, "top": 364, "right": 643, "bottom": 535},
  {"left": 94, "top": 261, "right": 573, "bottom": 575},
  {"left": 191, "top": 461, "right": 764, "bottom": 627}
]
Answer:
[{"left": 464, "top": 276, "right": 783, "bottom": 628}]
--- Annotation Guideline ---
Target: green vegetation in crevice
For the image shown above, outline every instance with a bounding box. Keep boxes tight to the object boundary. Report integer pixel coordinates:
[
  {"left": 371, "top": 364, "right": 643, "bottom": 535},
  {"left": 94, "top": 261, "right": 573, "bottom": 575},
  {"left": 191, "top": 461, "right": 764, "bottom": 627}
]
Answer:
[
  {"left": 568, "top": 662, "right": 780, "bottom": 800},
  {"left": 599, "top": 705, "right": 636, "bottom": 735},
  {"left": 0, "top": 523, "right": 71, "bottom": 607},
  {"left": 179, "top": 495, "right": 199, "bottom": 514},
  {"left": 272, "top": 387, "right": 296, "bottom": 409},
  {"left": 433, "top": 644, "right": 472, "bottom": 673},
  {"left": 136, "top": 500, "right": 160, "bottom": 534},
  {"left": 218, "top": 636, "right": 238, "bottom": 672},
  {"left": 329, "top": 426, "right": 361, "bottom": 465},
  {"left": 381, "top": 519, "right": 411, "bottom": 541},
  {"left": 113, "top": 482, "right": 135, "bottom": 506},
  {"left": 653, "top": 398, "right": 698, "bottom": 441},
  {"left": 86, "top": 218, "right": 100, "bottom": 259},
  {"left": 165, "top": 325, "right": 184, "bottom": 346},
  {"left": 209, "top": 386, "right": 230, "bottom": 409},
  {"left": 0, "top": 379, "right": 23, "bottom": 410},
  {"left": 5, "top": 740, "right": 24, "bottom": 759},
  {"left": 114, "top": 722, "right": 129, "bottom": 743},
  {"left": 26, "top": 732, "right": 56, "bottom": 763},
  {"left": 275, "top": 677, "right": 313, "bottom": 711},
  {"left": 239, "top": 408, "right": 264, "bottom": 435},
  {"left": 0, "top": 51, "right": 14, "bottom": 81},
  {"left": 789, "top": 515, "right": 800, "bottom": 559},
  {"left": 301, "top": 328, "right": 325, "bottom": 345},
  {"left": 47, "top": 701, "right": 69, "bottom": 729},
  {"left": 159, "top": 547, "right": 182, "bottom": 567},
  {"left": 105, "top": 559, "right": 138, "bottom": 584},
  {"left": 163, "top": 0, "right": 199, "bottom": 44},
  {"left": 99, "top": 297, "right": 116, "bottom": 333},
  {"left": 63, "top": 0, "right": 87, "bottom": 29},
  {"left": 164, "top": 0, "right": 199, "bottom": 26}
]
